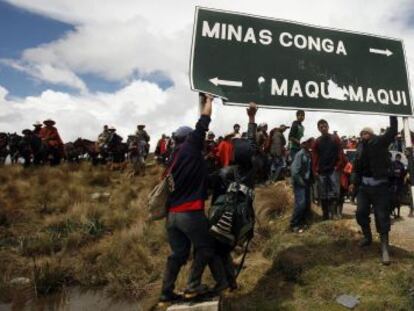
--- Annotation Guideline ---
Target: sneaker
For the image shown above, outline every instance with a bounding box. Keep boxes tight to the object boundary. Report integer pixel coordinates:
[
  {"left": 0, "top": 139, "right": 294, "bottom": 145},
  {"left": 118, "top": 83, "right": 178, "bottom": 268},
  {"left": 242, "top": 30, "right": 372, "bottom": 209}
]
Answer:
[
  {"left": 210, "top": 282, "right": 229, "bottom": 294},
  {"left": 184, "top": 284, "right": 209, "bottom": 296},
  {"left": 159, "top": 292, "right": 183, "bottom": 302},
  {"left": 291, "top": 226, "right": 303, "bottom": 233}
]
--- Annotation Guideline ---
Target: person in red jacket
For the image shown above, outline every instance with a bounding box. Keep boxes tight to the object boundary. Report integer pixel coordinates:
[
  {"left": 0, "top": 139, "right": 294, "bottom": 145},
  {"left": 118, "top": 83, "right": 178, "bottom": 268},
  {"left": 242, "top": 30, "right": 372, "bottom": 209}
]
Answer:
[
  {"left": 155, "top": 134, "right": 168, "bottom": 164},
  {"left": 216, "top": 133, "right": 234, "bottom": 168},
  {"left": 39, "top": 119, "right": 64, "bottom": 166},
  {"left": 312, "top": 119, "right": 344, "bottom": 220}
]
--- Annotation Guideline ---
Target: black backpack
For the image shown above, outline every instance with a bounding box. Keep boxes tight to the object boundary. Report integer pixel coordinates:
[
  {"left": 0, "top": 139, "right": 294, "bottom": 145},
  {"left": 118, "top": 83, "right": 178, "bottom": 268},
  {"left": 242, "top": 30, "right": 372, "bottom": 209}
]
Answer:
[{"left": 208, "top": 178, "right": 255, "bottom": 248}]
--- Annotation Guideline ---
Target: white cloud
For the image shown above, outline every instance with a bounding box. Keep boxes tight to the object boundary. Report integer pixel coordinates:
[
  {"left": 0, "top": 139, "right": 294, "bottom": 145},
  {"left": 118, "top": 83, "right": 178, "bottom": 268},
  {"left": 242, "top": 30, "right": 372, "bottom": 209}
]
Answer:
[
  {"left": 1, "top": 58, "right": 87, "bottom": 92},
  {"left": 1, "top": 0, "right": 414, "bottom": 144}
]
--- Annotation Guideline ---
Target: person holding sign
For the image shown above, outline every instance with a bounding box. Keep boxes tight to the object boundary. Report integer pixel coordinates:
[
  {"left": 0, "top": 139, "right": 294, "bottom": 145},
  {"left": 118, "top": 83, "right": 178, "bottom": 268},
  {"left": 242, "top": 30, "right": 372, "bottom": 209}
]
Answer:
[
  {"left": 350, "top": 117, "right": 398, "bottom": 265},
  {"left": 160, "top": 93, "right": 227, "bottom": 302}
]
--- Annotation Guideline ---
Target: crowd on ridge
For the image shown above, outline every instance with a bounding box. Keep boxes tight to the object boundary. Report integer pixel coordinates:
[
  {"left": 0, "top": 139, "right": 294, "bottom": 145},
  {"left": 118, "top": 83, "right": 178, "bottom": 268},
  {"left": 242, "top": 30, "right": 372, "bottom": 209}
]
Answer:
[
  {"left": 1, "top": 97, "right": 413, "bottom": 303},
  {"left": 150, "top": 94, "right": 414, "bottom": 303}
]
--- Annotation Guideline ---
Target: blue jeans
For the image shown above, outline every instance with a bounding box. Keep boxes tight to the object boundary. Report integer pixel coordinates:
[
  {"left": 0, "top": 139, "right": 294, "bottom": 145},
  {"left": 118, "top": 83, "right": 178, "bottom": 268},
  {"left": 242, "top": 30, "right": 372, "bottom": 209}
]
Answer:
[{"left": 291, "top": 183, "right": 311, "bottom": 228}]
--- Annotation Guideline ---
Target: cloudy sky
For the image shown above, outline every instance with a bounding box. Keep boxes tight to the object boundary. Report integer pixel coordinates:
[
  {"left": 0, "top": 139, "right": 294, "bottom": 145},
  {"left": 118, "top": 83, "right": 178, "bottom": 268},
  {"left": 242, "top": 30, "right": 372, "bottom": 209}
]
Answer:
[{"left": 1, "top": 0, "right": 414, "bottom": 145}]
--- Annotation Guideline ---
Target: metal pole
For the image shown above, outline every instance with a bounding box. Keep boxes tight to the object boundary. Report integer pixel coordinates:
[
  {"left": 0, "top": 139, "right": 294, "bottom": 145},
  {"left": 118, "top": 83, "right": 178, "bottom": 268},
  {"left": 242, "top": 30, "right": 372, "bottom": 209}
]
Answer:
[{"left": 402, "top": 117, "right": 414, "bottom": 217}]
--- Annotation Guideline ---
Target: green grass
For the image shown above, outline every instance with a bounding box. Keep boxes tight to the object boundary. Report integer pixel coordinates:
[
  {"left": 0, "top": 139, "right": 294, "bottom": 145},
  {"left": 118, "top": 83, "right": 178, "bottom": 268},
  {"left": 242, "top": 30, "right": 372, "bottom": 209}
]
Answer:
[{"left": 0, "top": 163, "right": 413, "bottom": 310}]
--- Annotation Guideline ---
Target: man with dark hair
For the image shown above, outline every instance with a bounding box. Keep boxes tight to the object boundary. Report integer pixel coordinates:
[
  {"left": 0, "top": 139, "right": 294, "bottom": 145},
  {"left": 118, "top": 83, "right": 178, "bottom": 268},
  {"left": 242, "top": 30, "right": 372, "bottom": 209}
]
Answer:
[
  {"left": 350, "top": 117, "right": 398, "bottom": 265},
  {"left": 160, "top": 94, "right": 227, "bottom": 302},
  {"left": 288, "top": 110, "right": 305, "bottom": 162},
  {"left": 233, "top": 123, "right": 241, "bottom": 139},
  {"left": 290, "top": 136, "right": 314, "bottom": 232},
  {"left": 312, "top": 119, "right": 344, "bottom": 220}
]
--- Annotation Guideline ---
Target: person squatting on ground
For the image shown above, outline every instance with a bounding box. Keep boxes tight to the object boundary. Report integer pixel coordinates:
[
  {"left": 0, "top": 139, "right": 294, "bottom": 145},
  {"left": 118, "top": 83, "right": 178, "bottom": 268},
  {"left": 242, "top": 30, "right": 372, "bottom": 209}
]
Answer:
[
  {"left": 160, "top": 93, "right": 227, "bottom": 302},
  {"left": 350, "top": 116, "right": 398, "bottom": 265},
  {"left": 209, "top": 102, "right": 258, "bottom": 290},
  {"left": 290, "top": 136, "right": 314, "bottom": 232},
  {"left": 312, "top": 119, "right": 344, "bottom": 220},
  {"left": 288, "top": 110, "right": 305, "bottom": 163}
]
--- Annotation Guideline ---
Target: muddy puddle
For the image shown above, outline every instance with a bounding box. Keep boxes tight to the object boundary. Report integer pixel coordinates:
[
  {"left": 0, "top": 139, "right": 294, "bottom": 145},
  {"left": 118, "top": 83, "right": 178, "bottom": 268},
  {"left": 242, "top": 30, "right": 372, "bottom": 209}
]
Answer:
[{"left": 0, "top": 286, "right": 152, "bottom": 311}]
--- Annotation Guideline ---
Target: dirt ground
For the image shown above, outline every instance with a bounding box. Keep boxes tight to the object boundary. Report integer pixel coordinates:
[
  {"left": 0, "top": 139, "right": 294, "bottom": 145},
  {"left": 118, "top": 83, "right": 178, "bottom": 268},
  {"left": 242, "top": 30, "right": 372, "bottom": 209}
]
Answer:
[{"left": 342, "top": 203, "right": 414, "bottom": 252}]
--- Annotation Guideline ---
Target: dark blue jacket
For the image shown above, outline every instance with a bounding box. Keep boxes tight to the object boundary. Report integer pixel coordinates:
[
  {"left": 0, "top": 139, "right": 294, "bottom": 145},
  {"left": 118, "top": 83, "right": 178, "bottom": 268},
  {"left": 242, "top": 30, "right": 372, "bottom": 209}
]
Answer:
[{"left": 167, "top": 115, "right": 210, "bottom": 209}]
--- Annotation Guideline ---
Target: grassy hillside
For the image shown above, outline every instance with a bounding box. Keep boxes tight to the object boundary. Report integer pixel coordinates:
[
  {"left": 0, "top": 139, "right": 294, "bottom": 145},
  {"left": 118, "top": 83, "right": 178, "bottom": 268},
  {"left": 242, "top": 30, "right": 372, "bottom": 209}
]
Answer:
[{"left": 0, "top": 163, "right": 413, "bottom": 310}]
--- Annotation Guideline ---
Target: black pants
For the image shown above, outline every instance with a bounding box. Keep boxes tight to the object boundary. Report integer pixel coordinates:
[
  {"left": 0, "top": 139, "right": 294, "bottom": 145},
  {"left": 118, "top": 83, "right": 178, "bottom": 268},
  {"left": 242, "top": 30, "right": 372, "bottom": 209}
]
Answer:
[{"left": 356, "top": 184, "right": 391, "bottom": 234}]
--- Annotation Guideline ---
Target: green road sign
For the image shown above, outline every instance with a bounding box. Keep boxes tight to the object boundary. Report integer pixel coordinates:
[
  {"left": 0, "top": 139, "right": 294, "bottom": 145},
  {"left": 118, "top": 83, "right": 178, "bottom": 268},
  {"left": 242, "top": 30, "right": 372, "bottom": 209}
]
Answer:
[{"left": 190, "top": 7, "right": 413, "bottom": 116}]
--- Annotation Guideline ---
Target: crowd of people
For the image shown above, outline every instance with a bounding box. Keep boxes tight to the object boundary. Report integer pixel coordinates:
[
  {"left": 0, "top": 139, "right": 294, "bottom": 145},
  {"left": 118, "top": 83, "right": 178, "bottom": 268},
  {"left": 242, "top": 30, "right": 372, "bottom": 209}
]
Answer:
[
  {"left": 0, "top": 120, "right": 151, "bottom": 172},
  {"left": 153, "top": 95, "right": 413, "bottom": 303},
  {"left": 1, "top": 96, "right": 413, "bottom": 303}
]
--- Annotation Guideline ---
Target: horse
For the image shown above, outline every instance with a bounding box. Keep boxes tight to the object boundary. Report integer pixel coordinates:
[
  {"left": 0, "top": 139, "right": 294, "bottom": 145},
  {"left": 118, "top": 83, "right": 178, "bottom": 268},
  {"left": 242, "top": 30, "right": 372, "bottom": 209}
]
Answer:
[
  {"left": 0, "top": 133, "right": 9, "bottom": 164},
  {"left": 73, "top": 138, "right": 99, "bottom": 164},
  {"left": 7, "top": 133, "right": 23, "bottom": 164}
]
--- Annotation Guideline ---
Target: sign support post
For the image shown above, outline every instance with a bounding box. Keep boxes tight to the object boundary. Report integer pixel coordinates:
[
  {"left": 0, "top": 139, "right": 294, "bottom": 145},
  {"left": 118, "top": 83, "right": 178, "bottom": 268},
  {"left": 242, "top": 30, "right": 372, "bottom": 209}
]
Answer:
[{"left": 403, "top": 117, "right": 414, "bottom": 217}]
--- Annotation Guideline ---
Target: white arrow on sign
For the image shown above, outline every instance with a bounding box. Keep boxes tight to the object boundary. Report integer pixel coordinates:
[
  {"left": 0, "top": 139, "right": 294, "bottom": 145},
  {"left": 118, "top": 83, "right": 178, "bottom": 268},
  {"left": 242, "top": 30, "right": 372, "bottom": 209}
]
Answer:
[
  {"left": 369, "top": 48, "right": 393, "bottom": 57},
  {"left": 209, "top": 77, "right": 243, "bottom": 87}
]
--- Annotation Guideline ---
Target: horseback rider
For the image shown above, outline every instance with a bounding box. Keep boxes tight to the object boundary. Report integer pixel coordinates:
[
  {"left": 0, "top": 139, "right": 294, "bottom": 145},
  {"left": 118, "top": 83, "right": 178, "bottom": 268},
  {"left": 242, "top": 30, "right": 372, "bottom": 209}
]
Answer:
[
  {"left": 97, "top": 125, "right": 110, "bottom": 149},
  {"left": 32, "top": 121, "right": 43, "bottom": 137},
  {"left": 39, "top": 119, "right": 64, "bottom": 166}
]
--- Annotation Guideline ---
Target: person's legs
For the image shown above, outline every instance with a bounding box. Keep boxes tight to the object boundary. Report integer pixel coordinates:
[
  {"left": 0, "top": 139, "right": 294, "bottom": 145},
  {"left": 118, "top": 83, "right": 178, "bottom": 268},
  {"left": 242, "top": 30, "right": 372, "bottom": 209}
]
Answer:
[
  {"left": 304, "top": 183, "right": 312, "bottom": 223},
  {"left": 161, "top": 213, "right": 191, "bottom": 297},
  {"left": 356, "top": 186, "right": 373, "bottom": 246},
  {"left": 331, "top": 171, "right": 341, "bottom": 219},
  {"left": 371, "top": 185, "right": 391, "bottom": 235},
  {"left": 178, "top": 211, "right": 226, "bottom": 291},
  {"left": 291, "top": 184, "right": 306, "bottom": 229},
  {"left": 371, "top": 184, "right": 392, "bottom": 265}
]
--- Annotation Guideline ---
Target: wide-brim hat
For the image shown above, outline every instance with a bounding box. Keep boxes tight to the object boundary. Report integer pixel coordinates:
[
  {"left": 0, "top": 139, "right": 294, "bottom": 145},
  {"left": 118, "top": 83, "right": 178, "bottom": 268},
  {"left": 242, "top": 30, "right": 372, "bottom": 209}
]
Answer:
[
  {"left": 137, "top": 124, "right": 145, "bottom": 128},
  {"left": 33, "top": 121, "right": 42, "bottom": 127},
  {"left": 43, "top": 119, "right": 56, "bottom": 125},
  {"left": 108, "top": 126, "right": 116, "bottom": 131},
  {"left": 22, "top": 129, "right": 32, "bottom": 135}
]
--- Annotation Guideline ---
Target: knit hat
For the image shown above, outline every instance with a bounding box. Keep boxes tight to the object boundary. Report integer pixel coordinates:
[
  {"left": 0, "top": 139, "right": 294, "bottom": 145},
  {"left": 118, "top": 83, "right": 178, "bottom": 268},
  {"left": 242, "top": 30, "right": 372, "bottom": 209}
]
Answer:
[
  {"left": 174, "top": 126, "right": 193, "bottom": 139},
  {"left": 360, "top": 127, "right": 374, "bottom": 135}
]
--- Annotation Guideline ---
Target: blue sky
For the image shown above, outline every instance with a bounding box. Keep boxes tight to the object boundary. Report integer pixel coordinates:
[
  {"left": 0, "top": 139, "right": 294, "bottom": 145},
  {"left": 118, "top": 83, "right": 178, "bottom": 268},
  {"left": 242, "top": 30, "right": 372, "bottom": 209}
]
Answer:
[
  {"left": 0, "top": 0, "right": 412, "bottom": 144},
  {"left": 0, "top": 0, "right": 173, "bottom": 98}
]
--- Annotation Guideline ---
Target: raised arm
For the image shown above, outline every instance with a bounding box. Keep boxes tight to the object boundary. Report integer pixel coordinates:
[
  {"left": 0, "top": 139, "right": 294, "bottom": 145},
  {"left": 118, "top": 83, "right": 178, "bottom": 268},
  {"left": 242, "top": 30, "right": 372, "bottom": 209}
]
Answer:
[
  {"left": 379, "top": 116, "right": 398, "bottom": 145},
  {"left": 246, "top": 102, "right": 258, "bottom": 151},
  {"left": 187, "top": 93, "right": 213, "bottom": 150}
]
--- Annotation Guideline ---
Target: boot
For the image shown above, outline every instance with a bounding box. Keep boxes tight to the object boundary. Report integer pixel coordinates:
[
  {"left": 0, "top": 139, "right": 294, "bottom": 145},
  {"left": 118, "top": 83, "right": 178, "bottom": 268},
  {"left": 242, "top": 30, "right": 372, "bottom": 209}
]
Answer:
[
  {"left": 160, "top": 258, "right": 183, "bottom": 300},
  {"left": 358, "top": 227, "right": 372, "bottom": 247},
  {"left": 380, "top": 233, "right": 391, "bottom": 265},
  {"left": 321, "top": 201, "right": 329, "bottom": 220},
  {"left": 208, "top": 255, "right": 229, "bottom": 293},
  {"left": 329, "top": 201, "right": 337, "bottom": 220},
  {"left": 337, "top": 203, "right": 343, "bottom": 219}
]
